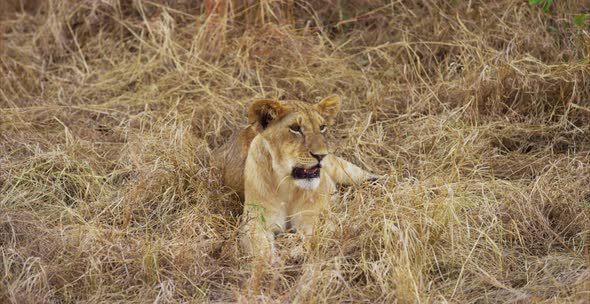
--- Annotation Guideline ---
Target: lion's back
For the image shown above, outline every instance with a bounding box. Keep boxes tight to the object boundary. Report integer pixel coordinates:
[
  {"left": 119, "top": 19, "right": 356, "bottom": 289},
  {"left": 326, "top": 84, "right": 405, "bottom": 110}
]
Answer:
[{"left": 214, "top": 126, "right": 257, "bottom": 200}]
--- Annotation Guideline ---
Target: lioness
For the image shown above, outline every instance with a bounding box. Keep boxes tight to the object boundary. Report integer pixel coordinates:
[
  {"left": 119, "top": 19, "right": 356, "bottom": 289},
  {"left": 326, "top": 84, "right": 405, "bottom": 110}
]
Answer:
[{"left": 216, "top": 95, "right": 378, "bottom": 260}]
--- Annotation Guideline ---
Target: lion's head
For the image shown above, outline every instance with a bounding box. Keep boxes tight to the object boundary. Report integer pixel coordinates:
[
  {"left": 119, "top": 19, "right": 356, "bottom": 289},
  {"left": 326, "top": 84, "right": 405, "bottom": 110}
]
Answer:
[{"left": 247, "top": 95, "right": 341, "bottom": 189}]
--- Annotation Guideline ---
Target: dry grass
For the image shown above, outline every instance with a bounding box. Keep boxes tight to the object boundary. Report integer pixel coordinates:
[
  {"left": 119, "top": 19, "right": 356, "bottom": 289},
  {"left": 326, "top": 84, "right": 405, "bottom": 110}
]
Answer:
[{"left": 1, "top": 0, "right": 590, "bottom": 303}]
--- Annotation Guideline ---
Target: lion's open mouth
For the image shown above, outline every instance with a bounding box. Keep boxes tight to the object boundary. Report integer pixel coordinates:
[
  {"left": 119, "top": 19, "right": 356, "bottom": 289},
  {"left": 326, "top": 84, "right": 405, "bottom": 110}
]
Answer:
[{"left": 292, "top": 164, "right": 321, "bottom": 179}]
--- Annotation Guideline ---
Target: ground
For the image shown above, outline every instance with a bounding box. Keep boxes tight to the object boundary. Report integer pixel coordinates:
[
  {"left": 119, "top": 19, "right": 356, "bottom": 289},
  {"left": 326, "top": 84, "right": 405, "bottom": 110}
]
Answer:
[{"left": 1, "top": 0, "right": 590, "bottom": 303}]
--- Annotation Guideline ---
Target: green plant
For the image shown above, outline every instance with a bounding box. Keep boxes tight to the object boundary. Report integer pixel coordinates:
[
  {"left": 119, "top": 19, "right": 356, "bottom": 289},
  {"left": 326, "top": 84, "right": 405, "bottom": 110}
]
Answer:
[
  {"left": 574, "top": 13, "right": 588, "bottom": 28},
  {"left": 529, "top": 0, "right": 553, "bottom": 13}
]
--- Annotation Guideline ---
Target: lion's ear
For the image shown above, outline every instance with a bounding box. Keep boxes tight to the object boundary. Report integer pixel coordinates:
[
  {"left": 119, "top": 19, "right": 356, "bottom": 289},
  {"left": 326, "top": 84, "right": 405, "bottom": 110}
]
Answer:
[
  {"left": 248, "top": 99, "right": 287, "bottom": 132},
  {"left": 315, "top": 95, "right": 341, "bottom": 125}
]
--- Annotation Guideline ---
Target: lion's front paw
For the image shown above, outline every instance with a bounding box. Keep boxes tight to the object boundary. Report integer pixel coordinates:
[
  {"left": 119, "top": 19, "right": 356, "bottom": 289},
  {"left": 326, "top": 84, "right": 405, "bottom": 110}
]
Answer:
[{"left": 366, "top": 173, "right": 388, "bottom": 184}]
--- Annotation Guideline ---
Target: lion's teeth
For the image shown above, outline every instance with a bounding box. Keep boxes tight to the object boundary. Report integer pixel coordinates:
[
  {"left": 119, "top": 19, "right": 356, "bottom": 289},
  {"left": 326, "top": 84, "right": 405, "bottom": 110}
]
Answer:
[{"left": 305, "top": 167, "right": 318, "bottom": 174}]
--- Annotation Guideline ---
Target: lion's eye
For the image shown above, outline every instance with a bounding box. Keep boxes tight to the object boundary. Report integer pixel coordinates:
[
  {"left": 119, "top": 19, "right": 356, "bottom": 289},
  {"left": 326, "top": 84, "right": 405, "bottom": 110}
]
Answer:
[
  {"left": 319, "top": 125, "right": 327, "bottom": 133},
  {"left": 289, "top": 125, "right": 302, "bottom": 134}
]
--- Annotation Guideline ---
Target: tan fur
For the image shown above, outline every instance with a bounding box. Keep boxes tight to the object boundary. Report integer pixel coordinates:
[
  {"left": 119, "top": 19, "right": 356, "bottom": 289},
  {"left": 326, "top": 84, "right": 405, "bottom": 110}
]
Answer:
[{"left": 215, "top": 95, "right": 377, "bottom": 260}]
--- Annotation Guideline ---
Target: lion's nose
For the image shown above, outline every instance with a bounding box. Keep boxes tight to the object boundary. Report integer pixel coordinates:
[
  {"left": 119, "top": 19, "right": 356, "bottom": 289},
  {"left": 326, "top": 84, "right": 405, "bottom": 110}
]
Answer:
[{"left": 310, "top": 152, "right": 326, "bottom": 162}]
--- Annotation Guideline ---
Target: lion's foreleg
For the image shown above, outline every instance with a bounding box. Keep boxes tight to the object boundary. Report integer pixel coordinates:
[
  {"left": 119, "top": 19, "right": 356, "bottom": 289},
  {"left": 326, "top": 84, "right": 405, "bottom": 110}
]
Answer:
[
  {"left": 241, "top": 199, "right": 286, "bottom": 263},
  {"left": 323, "top": 154, "right": 378, "bottom": 185},
  {"left": 241, "top": 212, "right": 274, "bottom": 259}
]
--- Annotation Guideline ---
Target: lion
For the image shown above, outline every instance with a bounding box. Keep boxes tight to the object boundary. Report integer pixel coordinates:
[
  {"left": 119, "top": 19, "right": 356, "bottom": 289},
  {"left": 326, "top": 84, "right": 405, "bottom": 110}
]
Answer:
[{"left": 215, "top": 95, "right": 378, "bottom": 261}]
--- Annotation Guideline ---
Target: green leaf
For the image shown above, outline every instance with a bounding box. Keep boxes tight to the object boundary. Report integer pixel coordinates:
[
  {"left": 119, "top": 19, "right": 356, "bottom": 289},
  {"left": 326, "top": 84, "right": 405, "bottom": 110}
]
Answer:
[
  {"left": 542, "top": 0, "right": 553, "bottom": 12},
  {"left": 528, "top": 0, "right": 552, "bottom": 12},
  {"left": 574, "top": 14, "right": 587, "bottom": 27}
]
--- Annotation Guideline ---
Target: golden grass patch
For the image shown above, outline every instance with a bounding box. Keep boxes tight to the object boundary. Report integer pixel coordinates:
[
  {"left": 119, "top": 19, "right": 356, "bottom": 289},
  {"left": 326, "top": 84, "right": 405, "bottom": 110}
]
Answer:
[{"left": 1, "top": 1, "right": 590, "bottom": 302}]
